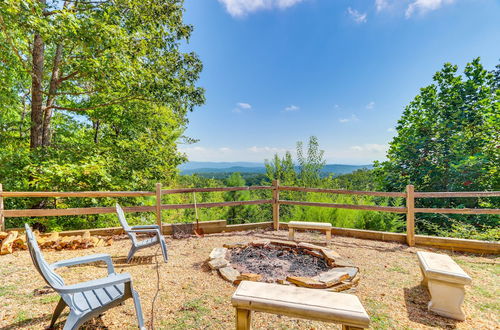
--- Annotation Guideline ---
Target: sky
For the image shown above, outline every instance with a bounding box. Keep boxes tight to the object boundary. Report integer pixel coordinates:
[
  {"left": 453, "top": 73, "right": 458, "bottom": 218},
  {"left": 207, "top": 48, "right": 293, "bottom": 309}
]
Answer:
[{"left": 179, "top": 0, "right": 500, "bottom": 165}]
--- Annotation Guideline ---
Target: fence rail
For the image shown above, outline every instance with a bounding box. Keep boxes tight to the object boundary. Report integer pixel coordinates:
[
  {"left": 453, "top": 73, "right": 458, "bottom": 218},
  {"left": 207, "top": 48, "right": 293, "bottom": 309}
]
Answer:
[{"left": 0, "top": 181, "right": 499, "bottom": 253}]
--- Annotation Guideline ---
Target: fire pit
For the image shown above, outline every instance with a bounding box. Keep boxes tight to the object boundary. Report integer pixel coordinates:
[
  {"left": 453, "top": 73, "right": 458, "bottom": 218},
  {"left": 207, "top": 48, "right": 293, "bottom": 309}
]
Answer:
[{"left": 208, "top": 239, "right": 359, "bottom": 292}]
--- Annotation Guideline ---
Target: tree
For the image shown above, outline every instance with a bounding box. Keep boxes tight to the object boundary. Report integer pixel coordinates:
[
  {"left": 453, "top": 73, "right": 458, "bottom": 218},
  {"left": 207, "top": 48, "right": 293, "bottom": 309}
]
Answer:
[
  {"left": 0, "top": 0, "right": 204, "bottom": 149},
  {"left": 264, "top": 151, "right": 296, "bottom": 184},
  {"left": 224, "top": 173, "right": 257, "bottom": 224},
  {"left": 0, "top": 0, "right": 205, "bottom": 230},
  {"left": 375, "top": 58, "right": 499, "bottom": 233},
  {"left": 297, "top": 136, "right": 326, "bottom": 187}
]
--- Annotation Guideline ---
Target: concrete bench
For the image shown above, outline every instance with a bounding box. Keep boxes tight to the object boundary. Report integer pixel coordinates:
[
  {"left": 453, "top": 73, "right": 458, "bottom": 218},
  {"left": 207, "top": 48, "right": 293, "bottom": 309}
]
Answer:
[
  {"left": 288, "top": 221, "right": 332, "bottom": 242},
  {"left": 231, "top": 281, "right": 370, "bottom": 330},
  {"left": 416, "top": 251, "right": 472, "bottom": 321}
]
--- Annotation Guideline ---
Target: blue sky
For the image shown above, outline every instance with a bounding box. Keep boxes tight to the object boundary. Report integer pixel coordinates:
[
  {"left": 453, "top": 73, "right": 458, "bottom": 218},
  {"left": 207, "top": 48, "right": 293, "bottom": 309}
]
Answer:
[{"left": 179, "top": 0, "right": 500, "bottom": 164}]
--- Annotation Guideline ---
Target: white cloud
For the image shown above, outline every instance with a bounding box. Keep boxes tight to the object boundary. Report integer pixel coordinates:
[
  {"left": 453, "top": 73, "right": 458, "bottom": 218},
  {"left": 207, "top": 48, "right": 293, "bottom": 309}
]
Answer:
[
  {"left": 284, "top": 104, "right": 300, "bottom": 112},
  {"left": 339, "top": 114, "right": 359, "bottom": 123},
  {"left": 365, "top": 101, "right": 375, "bottom": 110},
  {"left": 233, "top": 102, "right": 252, "bottom": 113},
  {"left": 219, "top": 147, "right": 232, "bottom": 152},
  {"left": 350, "top": 143, "right": 389, "bottom": 153},
  {"left": 248, "top": 146, "right": 290, "bottom": 153},
  {"left": 405, "top": 0, "right": 454, "bottom": 18},
  {"left": 217, "top": 0, "right": 305, "bottom": 17},
  {"left": 375, "top": 0, "right": 389, "bottom": 12},
  {"left": 347, "top": 7, "right": 367, "bottom": 23}
]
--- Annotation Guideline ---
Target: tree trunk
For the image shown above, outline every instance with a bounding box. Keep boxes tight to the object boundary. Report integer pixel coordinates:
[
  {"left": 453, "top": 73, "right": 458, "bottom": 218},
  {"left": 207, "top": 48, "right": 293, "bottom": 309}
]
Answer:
[
  {"left": 42, "top": 42, "right": 64, "bottom": 146},
  {"left": 30, "top": 30, "right": 45, "bottom": 149}
]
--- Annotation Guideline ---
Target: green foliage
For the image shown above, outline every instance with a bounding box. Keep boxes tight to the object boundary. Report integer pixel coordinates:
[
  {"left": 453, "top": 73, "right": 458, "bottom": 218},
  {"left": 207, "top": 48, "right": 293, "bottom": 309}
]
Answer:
[
  {"left": 297, "top": 136, "right": 326, "bottom": 187},
  {"left": 0, "top": 0, "right": 205, "bottom": 230},
  {"left": 375, "top": 58, "right": 500, "bottom": 236}
]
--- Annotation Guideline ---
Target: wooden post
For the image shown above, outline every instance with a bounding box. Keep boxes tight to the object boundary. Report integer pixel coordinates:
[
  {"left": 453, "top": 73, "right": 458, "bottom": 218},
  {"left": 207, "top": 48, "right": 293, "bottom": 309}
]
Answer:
[
  {"left": 0, "top": 184, "right": 4, "bottom": 231},
  {"left": 406, "top": 184, "right": 415, "bottom": 247},
  {"left": 272, "top": 180, "right": 280, "bottom": 230},
  {"left": 155, "top": 183, "right": 162, "bottom": 233}
]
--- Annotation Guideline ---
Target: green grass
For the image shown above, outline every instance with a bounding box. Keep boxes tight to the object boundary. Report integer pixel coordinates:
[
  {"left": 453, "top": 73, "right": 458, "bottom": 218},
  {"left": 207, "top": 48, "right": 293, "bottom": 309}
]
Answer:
[
  {"left": 40, "top": 294, "right": 60, "bottom": 304},
  {"left": 161, "top": 297, "right": 212, "bottom": 329},
  {"left": 364, "top": 298, "right": 394, "bottom": 329},
  {"left": 387, "top": 265, "right": 410, "bottom": 274},
  {"left": 0, "top": 285, "right": 16, "bottom": 297},
  {"left": 14, "top": 311, "right": 29, "bottom": 323}
]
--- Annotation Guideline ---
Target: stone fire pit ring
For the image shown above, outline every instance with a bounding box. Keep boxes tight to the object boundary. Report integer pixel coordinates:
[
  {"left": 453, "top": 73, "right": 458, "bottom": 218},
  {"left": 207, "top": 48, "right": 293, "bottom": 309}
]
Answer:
[{"left": 207, "top": 239, "right": 360, "bottom": 292}]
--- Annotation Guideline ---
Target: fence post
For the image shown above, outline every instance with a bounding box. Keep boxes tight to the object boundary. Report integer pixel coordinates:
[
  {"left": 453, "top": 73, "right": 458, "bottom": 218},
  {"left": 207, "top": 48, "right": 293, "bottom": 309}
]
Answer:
[
  {"left": 272, "top": 180, "right": 280, "bottom": 230},
  {"left": 156, "top": 183, "right": 162, "bottom": 233},
  {"left": 406, "top": 184, "right": 415, "bottom": 247},
  {"left": 0, "top": 183, "right": 4, "bottom": 231}
]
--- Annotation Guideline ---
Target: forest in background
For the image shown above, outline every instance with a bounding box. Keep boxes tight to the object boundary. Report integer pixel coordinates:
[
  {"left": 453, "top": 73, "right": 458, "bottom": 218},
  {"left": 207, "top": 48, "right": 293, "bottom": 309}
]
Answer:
[{"left": 0, "top": 1, "right": 498, "bottom": 240}]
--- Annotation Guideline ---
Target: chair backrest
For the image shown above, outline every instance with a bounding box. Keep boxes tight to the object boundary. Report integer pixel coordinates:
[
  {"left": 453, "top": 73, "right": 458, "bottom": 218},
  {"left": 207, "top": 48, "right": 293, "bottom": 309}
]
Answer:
[
  {"left": 116, "top": 204, "right": 136, "bottom": 243},
  {"left": 25, "top": 224, "right": 65, "bottom": 291}
]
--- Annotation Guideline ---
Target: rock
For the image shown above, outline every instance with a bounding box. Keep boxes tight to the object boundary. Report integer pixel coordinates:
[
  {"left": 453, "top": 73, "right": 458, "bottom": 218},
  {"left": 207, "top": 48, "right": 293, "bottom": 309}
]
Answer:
[
  {"left": 250, "top": 239, "right": 270, "bottom": 247},
  {"left": 320, "top": 248, "right": 342, "bottom": 266},
  {"left": 209, "top": 247, "right": 228, "bottom": 260},
  {"left": 333, "top": 257, "right": 357, "bottom": 268},
  {"left": 324, "top": 274, "right": 361, "bottom": 292},
  {"left": 333, "top": 267, "right": 358, "bottom": 280},
  {"left": 303, "top": 249, "right": 323, "bottom": 258},
  {"left": 314, "top": 270, "right": 349, "bottom": 287},
  {"left": 223, "top": 242, "right": 247, "bottom": 249},
  {"left": 270, "top": 240, "right": 298, "bottom": 248},
  {"left": 286, "top": 276, "right": 327, "bottom": 289},
  {"left": 298, "top": 242, "right": 324, "bottom": 252},
  {"left": 208, "top": 257, "right": 229, "bottom": 270},
  {"left": 219, "top": 266, "right": 240, "bottom": 283},
  {"left": 237, "top": 273, "right": 262, "bottom": 282},
  {"left": 277, "top": 279, "right": 292, "bottom": 285}
]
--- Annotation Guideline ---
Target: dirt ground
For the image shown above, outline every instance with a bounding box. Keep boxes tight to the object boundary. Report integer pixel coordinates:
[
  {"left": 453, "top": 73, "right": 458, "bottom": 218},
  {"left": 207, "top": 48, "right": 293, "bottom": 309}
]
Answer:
[{"left": 0, "top": 229, "right": 498, "bottom": 329}]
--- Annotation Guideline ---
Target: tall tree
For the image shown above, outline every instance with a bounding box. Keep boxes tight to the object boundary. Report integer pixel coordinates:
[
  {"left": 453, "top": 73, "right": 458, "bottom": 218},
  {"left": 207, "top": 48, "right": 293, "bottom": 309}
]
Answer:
[
  {"left": 0, "top": 0, "right": 204, "bottom": 149},
  {"left": 297, "top": 136, "right": 326, "bottom": 187},
  {"left": 375, "top": 58, "right": 499, "bottom": 232}
]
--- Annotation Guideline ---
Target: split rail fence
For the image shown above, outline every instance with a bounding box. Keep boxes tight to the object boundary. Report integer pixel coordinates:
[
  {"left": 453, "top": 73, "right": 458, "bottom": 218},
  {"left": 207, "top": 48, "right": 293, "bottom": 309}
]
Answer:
[{"left": 0, "top": 181, "right": 499, "bottom": 254}]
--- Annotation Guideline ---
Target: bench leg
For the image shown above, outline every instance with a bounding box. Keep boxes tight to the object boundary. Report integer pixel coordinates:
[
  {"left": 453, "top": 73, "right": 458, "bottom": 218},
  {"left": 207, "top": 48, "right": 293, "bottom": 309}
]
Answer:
[
  {"left": 427, "top": 279, "right": 466, "bottom": 321},
  {"left": 288, "top": 228, "right": 294, "bottom": 241},
  {"left": 325, "top": 229, "right": 332, "bottom": 242},
  {"left": 419, "top": 266, "right": 428, "bottom": 287},
  {"left": 342, "top": 325, "right": 364, "bottom": 330},
  {"left": 236, "top": 308, "right": 251, "bottom": 330}
]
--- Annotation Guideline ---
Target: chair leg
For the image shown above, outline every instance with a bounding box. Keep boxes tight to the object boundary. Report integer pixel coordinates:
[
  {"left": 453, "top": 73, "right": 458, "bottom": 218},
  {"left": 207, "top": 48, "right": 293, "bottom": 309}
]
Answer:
[
  {"left": 50, "top": 298, "right": 67, "bottom": 327},
  {"left": 62, "top": 311, "right": 81, "bottom": 330},
  {"left": 131, "top": 289, "right": 146, "bottom": 330},
  {"left": 159, "top": 239, "right": 168, "bottom": 263},
  {"left": 126, "top": 246, "right": 137, "bottom": 263}
]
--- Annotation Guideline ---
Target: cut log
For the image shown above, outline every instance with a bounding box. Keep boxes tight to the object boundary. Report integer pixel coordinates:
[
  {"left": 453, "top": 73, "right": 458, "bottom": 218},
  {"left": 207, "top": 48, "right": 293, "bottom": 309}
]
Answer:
[{"left": 0, "top": 231, "right": 18, "bottom": 255}]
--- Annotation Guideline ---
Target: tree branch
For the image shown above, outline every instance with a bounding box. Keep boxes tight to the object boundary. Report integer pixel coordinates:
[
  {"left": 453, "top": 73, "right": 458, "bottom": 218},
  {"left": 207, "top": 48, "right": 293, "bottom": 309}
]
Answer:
[{"left": 50, "top": 96, "right": 134, "bottom": 111}]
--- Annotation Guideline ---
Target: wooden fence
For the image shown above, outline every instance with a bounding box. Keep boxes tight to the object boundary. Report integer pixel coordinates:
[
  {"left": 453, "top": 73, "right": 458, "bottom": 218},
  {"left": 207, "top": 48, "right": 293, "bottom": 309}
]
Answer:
[{"left": 0, "top": 181, "right": 499, "bottom": 254}]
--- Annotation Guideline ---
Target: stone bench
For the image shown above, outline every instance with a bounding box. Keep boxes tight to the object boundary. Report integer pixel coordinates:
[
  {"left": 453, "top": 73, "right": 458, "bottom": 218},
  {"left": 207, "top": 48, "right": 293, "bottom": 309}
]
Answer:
[
  {"left": 231, "top": 280, "right": 370, "bottom": 330},
  {"left": 288, "top": 221, "right": 332, "bottom": 242},
  {"left": 416, "top": 251, "right": 472, "bottom": 321}
]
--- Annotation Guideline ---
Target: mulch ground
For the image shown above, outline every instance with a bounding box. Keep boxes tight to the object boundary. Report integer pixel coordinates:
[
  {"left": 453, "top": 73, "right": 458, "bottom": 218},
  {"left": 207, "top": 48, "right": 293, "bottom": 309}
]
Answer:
[{"left": 0, "top": 229, "right": 498, "bottom": 329}]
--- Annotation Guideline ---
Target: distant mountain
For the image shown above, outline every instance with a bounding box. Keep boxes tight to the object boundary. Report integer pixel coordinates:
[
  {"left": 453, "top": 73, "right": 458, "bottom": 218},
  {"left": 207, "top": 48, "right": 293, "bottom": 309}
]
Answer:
[{"left": 180, "top": 162, "right": 373, "bottom": 176}]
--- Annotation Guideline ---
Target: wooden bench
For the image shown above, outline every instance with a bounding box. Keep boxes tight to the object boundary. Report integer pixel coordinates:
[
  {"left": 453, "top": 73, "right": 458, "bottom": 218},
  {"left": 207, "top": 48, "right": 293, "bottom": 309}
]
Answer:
[
  {"left": 288, "top": 221, "right": 332, "bottom": 242},
  {"left": 416, "top": 251, "right": 472, "bottom": 321},
  {"left": 231, "top": 281, "right": 370, "bottom": 330}
]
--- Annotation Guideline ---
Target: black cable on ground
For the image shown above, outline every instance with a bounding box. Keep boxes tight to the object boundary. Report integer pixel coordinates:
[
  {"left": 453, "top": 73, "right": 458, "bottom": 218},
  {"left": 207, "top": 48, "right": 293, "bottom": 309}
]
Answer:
[{"left": 149, "top": 246, "right": 161, "bottom": 330}]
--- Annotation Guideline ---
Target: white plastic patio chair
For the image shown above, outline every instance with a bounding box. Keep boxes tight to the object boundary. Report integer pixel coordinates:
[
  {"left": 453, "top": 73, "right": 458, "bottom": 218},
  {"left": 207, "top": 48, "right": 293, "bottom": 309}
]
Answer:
[
  {"left": 25, "top": 224, "right": 145, "bottom": 330},
  {"left": 116, "top": 203, "right": 168, "bottom": 263}
]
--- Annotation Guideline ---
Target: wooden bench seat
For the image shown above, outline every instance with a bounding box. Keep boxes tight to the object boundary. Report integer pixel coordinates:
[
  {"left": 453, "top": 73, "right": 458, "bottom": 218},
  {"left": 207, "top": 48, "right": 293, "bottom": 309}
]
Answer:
[
  {"left": 416, "top": 251, "right": 472, "bottom": 320},
  {"left": 231, "top": 281, "right": 370, "bottom": 330},
  {"left": 287, "top": 221, "right": 332, "bottom": 242}
]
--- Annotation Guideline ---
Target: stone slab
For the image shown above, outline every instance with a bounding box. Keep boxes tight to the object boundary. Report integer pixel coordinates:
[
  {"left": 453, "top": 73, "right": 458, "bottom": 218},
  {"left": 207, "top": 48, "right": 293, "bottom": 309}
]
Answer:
[
  {"left": 315, "top": 270, "right": 349, "bottom": 287},
  {"left": 208, "top": 257, "right": 228, "bottom": 270},
  {"left": 232, "top": 281, "right": 370, "bottom": 328},
  {"left": 286, "top": 276, "right": 328, "bottom": 289},
  {"left": 417, "top": 251, "right": 471, "bottom": 285},
  {"left": 288, "top": 221, "right": 332, "bottom": 229},
  {"left": 333, "top": 267, "right": 358, "bottom": 280},
  {"left": 298, "top": 242, "right": 324, "bottom": 252},
  {"left": 223, "top": 242, "right": 248, "bottom": 249},
  {"left": 209, "top": 247, "right": 228, "bottom": 260},
  {"left": 270, "top": 240, "right": 298, "bottom": 248},
  {"left": 219, "top": 266, "right": 240, "bottom": 283}
]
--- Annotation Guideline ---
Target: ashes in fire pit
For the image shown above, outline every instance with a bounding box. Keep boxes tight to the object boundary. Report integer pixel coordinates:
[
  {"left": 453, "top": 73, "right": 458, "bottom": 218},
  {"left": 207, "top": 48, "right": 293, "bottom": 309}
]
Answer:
[
  {"left": 208, "top": 240, "right": 360, "bottom": 292},
  {"left": 229, "top": 246, "right": 329, "bottom": 282}
]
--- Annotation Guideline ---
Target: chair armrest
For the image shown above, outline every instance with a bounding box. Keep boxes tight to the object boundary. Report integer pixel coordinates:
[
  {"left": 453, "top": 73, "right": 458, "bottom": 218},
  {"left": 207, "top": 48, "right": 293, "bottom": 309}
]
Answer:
[
  {"left": 128, "top": 229, "right": 161, "bottom": 236},
  {"left": 51, "top": 253, "right": 115, "bottom": 275},
  {"left": 59, "top": 273, "right": 131, "bottom": 294},
  {"left": 132, "top": 225, "right": 160, "bottom": 230}
]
